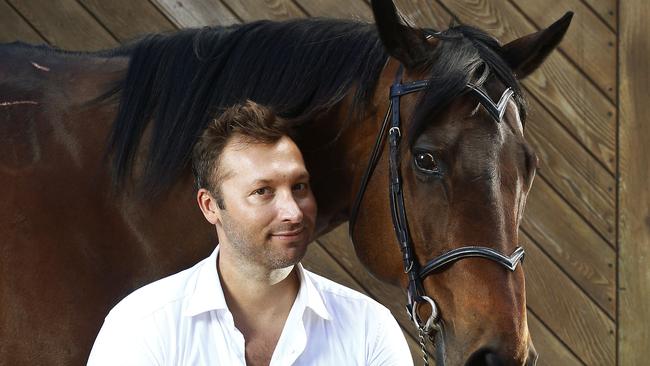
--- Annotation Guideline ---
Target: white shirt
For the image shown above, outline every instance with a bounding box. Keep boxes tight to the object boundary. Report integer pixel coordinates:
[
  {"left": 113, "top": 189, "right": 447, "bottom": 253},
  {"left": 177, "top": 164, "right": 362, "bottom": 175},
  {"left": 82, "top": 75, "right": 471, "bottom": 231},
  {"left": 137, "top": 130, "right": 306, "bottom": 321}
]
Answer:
[{"left": 87, "top": 246, "right": 413, "bottom": 366}]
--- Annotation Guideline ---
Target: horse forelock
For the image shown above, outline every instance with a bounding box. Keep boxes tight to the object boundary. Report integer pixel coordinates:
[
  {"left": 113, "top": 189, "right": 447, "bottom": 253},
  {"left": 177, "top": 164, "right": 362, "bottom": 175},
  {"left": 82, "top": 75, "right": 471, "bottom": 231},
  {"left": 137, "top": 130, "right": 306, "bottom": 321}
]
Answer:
[
  {"left": 407, "top": 25, "right": 527, "bottom": 148},
  {"left": 105, "top": 18, "right": 390, "bottom": 197}
]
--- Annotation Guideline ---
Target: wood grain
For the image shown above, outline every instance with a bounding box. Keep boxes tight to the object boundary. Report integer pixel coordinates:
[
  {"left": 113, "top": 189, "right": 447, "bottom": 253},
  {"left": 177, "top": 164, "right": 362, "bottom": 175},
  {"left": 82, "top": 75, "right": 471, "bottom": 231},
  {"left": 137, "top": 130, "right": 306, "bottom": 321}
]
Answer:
[
  {"left": 8, "top": 0, "right": 117, "bottom": 50},
  {"left": 506, "top": 0, "right": 616, "bottom": 100},
  {"left": 523, "top": 177, "right": 615, "bottom": 316},
  {"left": 79, "top": 0, "right": 176, "bottom": 42},
  {"left": 528, "top": 311, "right": 582, "bottom": 366},
  {"left": 526, "top": 96, "right": 615, "bottom": 244},
  {"left": 151, "top": 0, "right": 240, "bottom": 28},
  {"left": 222, "top": 0, "right": 306, "bottom": 21},
  {"left": 392, "top": 0, "right": 453, "bottom": 29},
  {"left": 581, "top": 0, "right": 616, "bottom": 30},
  {"left": 0, "top": 1, "right": 45, "bottom": 44},
  {"left": 619, "top": 0, "right": 650, "bottom": 364},
  {"left": 438, "top": 0, "right": 617, "bottom": 174},
  {"left": 295, "top": 0, "right": 373, "bottom": 20},
  {"left": 522, "top": 232, "right": 615, "bottom": 365}
]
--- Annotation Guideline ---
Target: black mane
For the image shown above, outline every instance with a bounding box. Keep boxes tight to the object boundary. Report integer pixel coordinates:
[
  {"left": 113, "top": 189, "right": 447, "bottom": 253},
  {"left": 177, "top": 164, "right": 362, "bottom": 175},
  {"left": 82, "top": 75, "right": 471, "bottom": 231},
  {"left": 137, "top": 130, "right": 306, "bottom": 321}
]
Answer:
[
  {"left": 106, "top": 18, "right": 388, "bottom": 196},
  {"left": 102, "top": 18, "right": 523, "bottom": 196}
]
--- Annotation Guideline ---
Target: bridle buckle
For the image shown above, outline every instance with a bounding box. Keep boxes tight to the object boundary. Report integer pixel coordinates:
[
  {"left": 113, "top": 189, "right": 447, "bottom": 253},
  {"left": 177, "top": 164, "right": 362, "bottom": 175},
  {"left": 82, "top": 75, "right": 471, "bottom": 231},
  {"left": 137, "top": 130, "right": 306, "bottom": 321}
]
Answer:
[{"left": 412, "top": 296, "right": 439, "bottom": 334}]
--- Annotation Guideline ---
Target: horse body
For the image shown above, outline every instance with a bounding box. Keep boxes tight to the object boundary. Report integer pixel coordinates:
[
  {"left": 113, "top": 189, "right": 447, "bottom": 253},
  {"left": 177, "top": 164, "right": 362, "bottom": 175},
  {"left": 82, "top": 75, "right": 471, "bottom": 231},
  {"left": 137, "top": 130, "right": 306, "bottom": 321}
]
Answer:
[
  {"left": 0, "top": 47, "right": 196, "bottom": 364},
  {"left": 0, "top": 45, "right": 358, "bottom": 365},
  {"left": 0, "top": 2, "right": 571, "bottom": 364}
]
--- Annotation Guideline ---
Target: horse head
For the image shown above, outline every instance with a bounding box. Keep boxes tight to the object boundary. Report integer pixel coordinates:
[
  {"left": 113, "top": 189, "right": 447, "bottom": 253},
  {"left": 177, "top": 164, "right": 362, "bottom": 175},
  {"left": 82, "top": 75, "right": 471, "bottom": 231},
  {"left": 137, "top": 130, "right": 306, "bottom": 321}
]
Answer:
[{"left": 349, "top": 1, "right": 572, "bottom": 365}]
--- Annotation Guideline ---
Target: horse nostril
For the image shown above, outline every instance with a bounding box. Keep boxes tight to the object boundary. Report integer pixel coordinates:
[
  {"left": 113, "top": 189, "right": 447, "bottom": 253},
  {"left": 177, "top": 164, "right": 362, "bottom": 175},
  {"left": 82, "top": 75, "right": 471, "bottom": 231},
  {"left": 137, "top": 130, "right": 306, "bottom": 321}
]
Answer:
[{"left": 466, "top": 348, "right": 506, "bottom": 366}]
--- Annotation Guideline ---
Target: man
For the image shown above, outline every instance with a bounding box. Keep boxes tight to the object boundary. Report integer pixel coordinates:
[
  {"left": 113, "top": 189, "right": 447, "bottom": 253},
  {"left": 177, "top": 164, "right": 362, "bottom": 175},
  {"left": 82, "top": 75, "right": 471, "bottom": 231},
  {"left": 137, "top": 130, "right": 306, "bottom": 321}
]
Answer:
[{"left": 88, "top": 101, "right": 412, "bottom": 365}]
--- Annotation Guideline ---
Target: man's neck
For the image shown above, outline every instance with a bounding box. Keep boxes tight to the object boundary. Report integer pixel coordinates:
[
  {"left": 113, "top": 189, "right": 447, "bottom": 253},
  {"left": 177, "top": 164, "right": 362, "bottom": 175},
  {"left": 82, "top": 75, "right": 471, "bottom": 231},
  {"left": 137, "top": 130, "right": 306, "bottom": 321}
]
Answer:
[
  {"left": 216, "top": 246, "right": 300, "bottom": 319},
  {"left": 217, "top": 247, "right": 300, "bottom": 366}
]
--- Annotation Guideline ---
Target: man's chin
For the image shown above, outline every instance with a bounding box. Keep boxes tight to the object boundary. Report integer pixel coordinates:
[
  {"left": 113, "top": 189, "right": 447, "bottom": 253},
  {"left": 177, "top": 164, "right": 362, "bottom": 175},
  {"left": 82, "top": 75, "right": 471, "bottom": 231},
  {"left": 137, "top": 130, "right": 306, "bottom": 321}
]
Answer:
[{"left": 267, "top": 241, "right": 310, "bottom": 269}]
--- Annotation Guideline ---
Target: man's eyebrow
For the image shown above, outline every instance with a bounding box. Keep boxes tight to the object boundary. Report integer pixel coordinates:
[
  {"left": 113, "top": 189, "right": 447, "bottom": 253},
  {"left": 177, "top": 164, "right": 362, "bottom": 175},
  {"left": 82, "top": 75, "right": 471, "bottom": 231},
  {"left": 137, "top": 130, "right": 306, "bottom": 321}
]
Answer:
[
  {"left": 295, "top": 171, "right": 310, "bottom": 180},
  {"left": 250, "top": 171, "right": 310, "bottom": 186},
  {"left": 251, "top": 178, "right": 272, "bottom": 186}
]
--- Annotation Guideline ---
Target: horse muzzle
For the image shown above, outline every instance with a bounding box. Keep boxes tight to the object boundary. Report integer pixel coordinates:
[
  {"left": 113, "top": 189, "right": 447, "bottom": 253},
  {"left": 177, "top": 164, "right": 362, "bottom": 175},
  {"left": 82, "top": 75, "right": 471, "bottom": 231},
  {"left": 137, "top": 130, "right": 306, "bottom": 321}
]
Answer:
[{"left": 465, "top": 344, "right": 538, "bottom": 366}]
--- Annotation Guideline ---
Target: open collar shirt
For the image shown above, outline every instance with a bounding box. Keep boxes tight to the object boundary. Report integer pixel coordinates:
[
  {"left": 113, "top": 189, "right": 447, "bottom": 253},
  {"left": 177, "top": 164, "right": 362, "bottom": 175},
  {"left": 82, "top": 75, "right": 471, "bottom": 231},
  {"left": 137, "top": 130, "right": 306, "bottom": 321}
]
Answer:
[{"left": 87, "top": 246, "right": 413, "bottom": 366}]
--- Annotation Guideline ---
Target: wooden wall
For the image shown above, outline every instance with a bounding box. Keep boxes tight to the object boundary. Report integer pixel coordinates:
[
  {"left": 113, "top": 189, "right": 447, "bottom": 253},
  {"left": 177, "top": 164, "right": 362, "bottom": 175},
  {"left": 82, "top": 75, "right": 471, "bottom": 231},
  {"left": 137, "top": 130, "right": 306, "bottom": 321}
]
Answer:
[
  {"left": 619, "top": 0, "right": 650, "bottom": 365},
  {"left": 1, "top": 0, "right": 646, "bottom": 365}
]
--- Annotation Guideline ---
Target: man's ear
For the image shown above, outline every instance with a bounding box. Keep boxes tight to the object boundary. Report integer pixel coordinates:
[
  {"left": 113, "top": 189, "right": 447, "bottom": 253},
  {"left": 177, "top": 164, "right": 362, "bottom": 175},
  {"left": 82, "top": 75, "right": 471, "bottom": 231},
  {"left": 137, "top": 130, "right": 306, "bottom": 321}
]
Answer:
[
  {"left": 197, "top": 188, "right": 221, "bottom": 225},
  {"left": 501, "top": 12, "right": 573, "bottom": 79},
  {"left": 371, "top": 0, "right": 435, "bottom": 69}
]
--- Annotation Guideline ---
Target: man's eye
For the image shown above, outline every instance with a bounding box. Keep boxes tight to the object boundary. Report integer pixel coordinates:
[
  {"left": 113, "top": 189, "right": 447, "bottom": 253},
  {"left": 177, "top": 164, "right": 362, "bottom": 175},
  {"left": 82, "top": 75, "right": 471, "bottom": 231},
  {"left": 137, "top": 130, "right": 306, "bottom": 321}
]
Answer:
[
  {"left": 253, "top": 187, "right": 272, "bottom": 196},
  {"left": 293, "top": 183, "right": 308, "bottom": 191}
]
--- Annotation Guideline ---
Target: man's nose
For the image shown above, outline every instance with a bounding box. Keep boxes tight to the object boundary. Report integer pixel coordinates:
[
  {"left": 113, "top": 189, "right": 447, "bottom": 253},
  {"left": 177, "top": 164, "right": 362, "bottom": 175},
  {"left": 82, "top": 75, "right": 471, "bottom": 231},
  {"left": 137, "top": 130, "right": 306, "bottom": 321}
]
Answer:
[{"left": 277, "top": 191, "right": 303, "bottom": 222}]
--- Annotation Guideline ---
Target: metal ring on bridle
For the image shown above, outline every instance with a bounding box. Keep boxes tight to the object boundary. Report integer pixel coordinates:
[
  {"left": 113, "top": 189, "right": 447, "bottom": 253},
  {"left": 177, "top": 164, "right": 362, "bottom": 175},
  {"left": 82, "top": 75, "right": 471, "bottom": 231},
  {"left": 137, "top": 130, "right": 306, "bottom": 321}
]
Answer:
[{"left": 412, "top": 296, "right": 439, "bottom": 333}]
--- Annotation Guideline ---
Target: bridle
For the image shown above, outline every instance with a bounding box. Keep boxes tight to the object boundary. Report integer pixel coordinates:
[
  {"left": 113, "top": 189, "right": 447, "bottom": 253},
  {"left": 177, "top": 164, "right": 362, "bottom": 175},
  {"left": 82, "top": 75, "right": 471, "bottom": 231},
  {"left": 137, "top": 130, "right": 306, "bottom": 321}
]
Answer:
[{"left": 348, "top": 65, "right": 526, "bottom": 364}]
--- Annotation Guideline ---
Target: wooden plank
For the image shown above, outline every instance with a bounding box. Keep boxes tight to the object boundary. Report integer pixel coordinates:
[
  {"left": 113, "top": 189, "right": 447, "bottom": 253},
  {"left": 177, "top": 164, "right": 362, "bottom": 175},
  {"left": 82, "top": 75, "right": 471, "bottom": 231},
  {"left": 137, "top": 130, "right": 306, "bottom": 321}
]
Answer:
[
  {"left": 523, "top": 177, "right": 615, "bottom": 316},
  {"left": 437, "top": 0, "right": 617, "bottom": 174},
  {"left": 8, "top": 0, "right": 117, "bottom": 50},
  {"left": 528, "top": 311, "right": 582, "bottom": 366},
  {"left": 0, "top": 0, "right": 45, "bottom": 44},
  {"left": 301, "top": 238, "right": 422, "bottom": 362},
  {"left": 79, "top": 0, "right": 176, "bottom": 42},
  {"left": 507, "top": 0, "right": 616, "bottom": 100},
  {"left": 392, "top": 0, "right": 453, "bottom": 29},
  {"left": 151, "top": 0, "right": 240, "bottom": 28},
  {"left": 526, "top": 96, "right": 615, "bottom": 244},
  {"left": 221, "top": 0, "right": 306, "bottom": 21},
  {"left": 295, "top": 0, "right": 373, "bottom": 20},
  {"left": 522, "top": 232, "right": 615, "bottom": 365},
  {"left": 582, "top": 0, "right": 616, "bottom": 31},
  {"left": 619, "top": 0, "right": 650, "bottom": 364}
]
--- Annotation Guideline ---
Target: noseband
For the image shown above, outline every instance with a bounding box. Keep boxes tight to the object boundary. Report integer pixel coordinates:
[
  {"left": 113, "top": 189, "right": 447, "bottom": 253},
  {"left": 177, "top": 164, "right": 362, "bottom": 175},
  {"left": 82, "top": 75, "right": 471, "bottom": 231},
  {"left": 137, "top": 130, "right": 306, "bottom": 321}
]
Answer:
[{"left": 348, "top": 65, "right": 525, "bottom": 364}]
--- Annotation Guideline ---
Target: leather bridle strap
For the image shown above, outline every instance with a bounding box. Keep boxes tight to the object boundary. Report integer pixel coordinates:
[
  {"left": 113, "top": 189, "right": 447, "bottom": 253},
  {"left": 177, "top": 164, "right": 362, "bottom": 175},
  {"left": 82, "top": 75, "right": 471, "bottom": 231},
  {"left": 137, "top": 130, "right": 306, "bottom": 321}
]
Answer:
[
  {"left": 467, "top": 83, "right": 514, "bottom": 122},
  {"left": 387, "top": 66, "right": 428, "bottom": 309},
  {"left": 419, "top": 246, "right": 526, "bottom": 278},
  {"left": 348, "top": 67, "right": 431, "bottom": 239}
]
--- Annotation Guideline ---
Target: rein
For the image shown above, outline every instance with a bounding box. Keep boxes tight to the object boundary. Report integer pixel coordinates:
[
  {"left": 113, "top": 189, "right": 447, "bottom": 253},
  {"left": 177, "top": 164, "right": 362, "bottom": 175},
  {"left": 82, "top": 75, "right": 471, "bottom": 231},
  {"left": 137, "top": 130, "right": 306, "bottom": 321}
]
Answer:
[{"left": 348, "top": 65, "right": 525, "bottom": 365}]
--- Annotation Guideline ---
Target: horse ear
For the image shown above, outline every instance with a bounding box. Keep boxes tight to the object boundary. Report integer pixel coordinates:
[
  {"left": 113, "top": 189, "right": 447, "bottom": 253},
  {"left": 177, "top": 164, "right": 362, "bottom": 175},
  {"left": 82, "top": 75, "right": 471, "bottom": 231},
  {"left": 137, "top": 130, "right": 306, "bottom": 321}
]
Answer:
[
  {"left": 501, "top": 11, "right": 573, "bottom": 79},
  {"left": 371, "top": 0, "right": 433, "bottom": 69}
]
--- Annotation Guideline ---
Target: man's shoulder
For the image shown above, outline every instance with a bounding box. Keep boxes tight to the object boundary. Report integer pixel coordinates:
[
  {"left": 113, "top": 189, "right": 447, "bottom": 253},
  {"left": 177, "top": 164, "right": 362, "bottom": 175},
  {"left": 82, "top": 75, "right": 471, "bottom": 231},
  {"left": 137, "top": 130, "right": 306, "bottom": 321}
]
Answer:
[
  {"left": 302, "top": 267, "right": 390, "bottom": 315},
  {"left": 106, "top": 258, "right": 205, "bottom": 322}
]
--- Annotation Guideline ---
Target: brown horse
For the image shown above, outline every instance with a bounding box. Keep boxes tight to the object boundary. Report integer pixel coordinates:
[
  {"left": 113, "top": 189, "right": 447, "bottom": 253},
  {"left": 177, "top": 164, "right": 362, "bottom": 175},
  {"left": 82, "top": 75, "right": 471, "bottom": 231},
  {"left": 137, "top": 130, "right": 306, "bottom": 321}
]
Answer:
[{"left": 0, "top": 1, "right": 571, "bottom": 365}]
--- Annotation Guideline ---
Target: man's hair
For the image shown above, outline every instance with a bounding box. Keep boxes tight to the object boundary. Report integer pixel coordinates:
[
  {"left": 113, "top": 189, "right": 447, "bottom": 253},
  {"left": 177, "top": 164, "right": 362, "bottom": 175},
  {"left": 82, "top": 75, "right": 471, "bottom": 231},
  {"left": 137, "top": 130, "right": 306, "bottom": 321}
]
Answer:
[{"left": 192, "top": 100, "right": 291, "bottom": 208}]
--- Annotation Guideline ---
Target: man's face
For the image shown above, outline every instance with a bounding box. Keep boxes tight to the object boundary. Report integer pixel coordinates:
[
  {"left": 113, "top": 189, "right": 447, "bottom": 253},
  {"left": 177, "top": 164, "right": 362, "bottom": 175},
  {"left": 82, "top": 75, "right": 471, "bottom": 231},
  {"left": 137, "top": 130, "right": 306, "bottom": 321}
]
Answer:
[{"left": 209, "top": 135, "right": 317, "bottom": 270}]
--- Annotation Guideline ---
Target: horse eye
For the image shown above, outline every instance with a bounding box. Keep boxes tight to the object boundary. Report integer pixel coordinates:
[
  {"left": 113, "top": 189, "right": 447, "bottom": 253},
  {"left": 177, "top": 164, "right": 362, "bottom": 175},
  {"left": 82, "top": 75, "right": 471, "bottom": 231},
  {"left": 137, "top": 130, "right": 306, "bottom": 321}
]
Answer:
[{"left": 414, "top": 152, "right": 439, "bottom": 174}]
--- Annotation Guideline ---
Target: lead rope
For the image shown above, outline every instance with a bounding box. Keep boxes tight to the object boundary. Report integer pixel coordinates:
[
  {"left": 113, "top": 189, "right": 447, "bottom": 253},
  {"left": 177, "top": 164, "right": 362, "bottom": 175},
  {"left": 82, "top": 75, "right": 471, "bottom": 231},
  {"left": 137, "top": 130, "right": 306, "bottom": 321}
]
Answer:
[
  {"left": 418, "top": 329, "right": 435, "bottom": 366},
  {"left": 418, "top": 329, "right": 430, "bottom": 366}
]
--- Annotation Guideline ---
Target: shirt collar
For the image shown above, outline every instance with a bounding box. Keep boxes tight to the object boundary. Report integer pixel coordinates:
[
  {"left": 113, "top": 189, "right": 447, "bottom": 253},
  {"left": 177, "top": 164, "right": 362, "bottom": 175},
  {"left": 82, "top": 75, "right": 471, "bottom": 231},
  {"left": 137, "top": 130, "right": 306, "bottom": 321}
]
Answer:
[
  {"left": 184, "top": 246, "right": 228, "bottom": 317},
  {"left": 184, "top": 246, "right": 331, "bottom": 321},
  {"left": 295, "top": 262, "right": 331, "bottom": 321}
]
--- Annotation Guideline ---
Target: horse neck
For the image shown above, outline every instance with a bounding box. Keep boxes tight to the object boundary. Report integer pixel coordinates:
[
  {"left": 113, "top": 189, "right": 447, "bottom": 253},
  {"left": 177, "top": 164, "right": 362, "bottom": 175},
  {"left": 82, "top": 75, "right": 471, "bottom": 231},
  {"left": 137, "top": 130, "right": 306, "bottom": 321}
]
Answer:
[{"left": 295, "top": 90, "right": 387, "bottom": 236}]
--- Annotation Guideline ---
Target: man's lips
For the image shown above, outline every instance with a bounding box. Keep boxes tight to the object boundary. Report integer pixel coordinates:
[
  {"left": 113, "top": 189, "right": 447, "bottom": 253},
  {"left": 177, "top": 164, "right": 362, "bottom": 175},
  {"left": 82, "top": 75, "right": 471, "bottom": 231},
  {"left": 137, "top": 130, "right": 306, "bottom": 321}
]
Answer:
[{"left": 271, "top": 227, "right": 305, "bottom": 238}]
